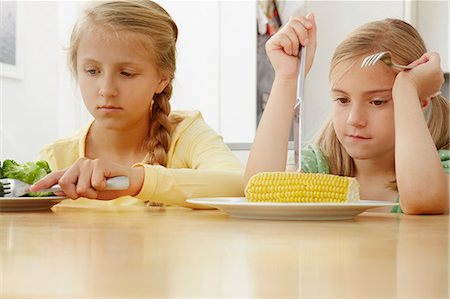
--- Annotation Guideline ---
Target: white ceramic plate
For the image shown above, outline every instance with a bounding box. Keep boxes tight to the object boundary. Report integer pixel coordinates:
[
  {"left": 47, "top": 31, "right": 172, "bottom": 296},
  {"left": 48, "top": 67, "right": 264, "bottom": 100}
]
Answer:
[
  {"left": 187, "top": 197, "right": 399, "bottom": 220},
  {"left": 0, "top": 196, "right": 65, "bottom": 212}
]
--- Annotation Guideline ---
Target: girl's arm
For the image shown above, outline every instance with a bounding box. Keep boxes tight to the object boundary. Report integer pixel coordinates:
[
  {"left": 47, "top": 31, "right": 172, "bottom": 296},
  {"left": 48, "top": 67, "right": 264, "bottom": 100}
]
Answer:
[
  {"left": 393, "top": 52, "right": 449, "bottom": 214},
  {"left": 31, "top": 153, "right": 244, "bottom": 209},
  {"left": 31, "top": 114, "right": 245, "bottom": 209},
  {"left": 245, "top": 14, "right": 317, "bottom": 183},
  {"left": 133, "top": 114, "right": 245, "bottom": 209}
]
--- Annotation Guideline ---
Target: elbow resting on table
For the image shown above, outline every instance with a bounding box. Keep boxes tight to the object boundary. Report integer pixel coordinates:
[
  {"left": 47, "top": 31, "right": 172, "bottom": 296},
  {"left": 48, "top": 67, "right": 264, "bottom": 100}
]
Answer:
[{"left": 400, "top": 187, "right": 449, "bottom": 215}]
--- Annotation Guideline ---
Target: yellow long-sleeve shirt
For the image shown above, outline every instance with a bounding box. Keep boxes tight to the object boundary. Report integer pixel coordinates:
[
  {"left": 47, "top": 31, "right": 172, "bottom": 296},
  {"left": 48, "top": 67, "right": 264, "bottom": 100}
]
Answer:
[{"left": 39, "top": 110, "right": 245, "bottom": 209}]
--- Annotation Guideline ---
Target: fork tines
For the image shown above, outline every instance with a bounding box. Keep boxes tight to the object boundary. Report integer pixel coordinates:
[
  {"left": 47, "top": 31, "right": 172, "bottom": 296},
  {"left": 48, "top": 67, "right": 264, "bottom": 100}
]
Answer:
[
  {"left": 0, "top": 181, "right": 11, "bottom": 187},
  {"left": 0, "top": 181, "right": 11, "bottom": 196},
  {"left": 361, "top": 51, "right": 388, "bottom": 67}
]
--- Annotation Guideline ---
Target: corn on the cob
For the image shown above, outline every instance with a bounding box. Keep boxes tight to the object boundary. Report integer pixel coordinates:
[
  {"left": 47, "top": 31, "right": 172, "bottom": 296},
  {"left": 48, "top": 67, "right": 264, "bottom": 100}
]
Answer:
[{"left": 245, "top": 172, "right": 360, "bottom": 203}]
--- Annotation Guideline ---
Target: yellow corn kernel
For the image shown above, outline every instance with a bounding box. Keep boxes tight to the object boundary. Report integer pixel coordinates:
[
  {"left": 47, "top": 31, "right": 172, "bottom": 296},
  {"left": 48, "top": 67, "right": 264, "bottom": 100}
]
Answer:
[{"left": 245, "top": 172, "right": 360, "bottom": 203}]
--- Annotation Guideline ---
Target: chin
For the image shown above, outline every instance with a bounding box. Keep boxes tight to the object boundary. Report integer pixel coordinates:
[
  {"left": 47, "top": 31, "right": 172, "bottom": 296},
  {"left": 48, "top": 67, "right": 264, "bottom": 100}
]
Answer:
[
  {"left": 347, "top": 152, "right": 373, "bottom": 160},
  {"left": 96, "top": 119, "right": 126, "bottom": 130},
  {"left": 345, "top": 147, "right": 394, "bottom": 161},
  {"left": 342, "top": 146, "right": 376, "bottom": 160}
]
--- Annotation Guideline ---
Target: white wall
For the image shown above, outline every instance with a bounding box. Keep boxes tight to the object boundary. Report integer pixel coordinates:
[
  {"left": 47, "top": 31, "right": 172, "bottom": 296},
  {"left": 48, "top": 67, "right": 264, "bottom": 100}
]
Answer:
[
  {"left": 161, "top": 1, "right": 221, "bottom": 130},
  {"left": 161, "top": 1, "right": 257, "bottom": 143},
  {"left": 415, "top": 1, "right": 449, "bottom": 71},
  {"left": 1, "top": 2, "right": 60, "bottom": 162}
]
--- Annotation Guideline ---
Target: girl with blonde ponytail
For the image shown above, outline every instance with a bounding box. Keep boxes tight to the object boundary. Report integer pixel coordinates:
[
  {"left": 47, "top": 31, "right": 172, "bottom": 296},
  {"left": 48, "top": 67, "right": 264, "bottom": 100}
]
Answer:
[
  {"left": 246, "top": 16, "right": 449, "bottom": 215},
  {"left": 32, "top": 0, "right": 245, "bottom": 209}
]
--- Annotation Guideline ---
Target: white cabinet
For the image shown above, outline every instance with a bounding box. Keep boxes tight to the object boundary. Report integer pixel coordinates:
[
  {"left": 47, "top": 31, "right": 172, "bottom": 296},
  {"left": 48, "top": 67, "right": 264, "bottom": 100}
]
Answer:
[
  {"left": 219, "top": 2, "right": 257, "bottom": 143},
  {"left": 162, "top": 1, "right": 256, "bottom": 143}
]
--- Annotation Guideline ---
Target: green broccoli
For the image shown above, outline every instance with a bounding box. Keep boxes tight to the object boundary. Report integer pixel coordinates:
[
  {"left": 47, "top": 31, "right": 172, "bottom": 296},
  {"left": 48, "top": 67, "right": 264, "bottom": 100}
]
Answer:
[{"left": 1, "top": 159, "right": 53, "bottom": 197}]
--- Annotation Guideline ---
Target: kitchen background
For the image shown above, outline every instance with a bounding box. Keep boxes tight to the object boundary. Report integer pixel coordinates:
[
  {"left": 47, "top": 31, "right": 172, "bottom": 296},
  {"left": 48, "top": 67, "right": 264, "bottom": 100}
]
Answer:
[{"left": 1, "top": 1, "right": 448, "bottom": 164}]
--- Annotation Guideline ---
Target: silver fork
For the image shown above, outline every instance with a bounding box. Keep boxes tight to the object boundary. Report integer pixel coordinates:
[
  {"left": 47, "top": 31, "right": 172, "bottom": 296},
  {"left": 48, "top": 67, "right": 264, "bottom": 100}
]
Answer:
[
  {"left": 361, "top": 51, "right": 412, "bottom": 70},
  {"left": 0, "top": 176, "right": 130, "bottom": 197}
]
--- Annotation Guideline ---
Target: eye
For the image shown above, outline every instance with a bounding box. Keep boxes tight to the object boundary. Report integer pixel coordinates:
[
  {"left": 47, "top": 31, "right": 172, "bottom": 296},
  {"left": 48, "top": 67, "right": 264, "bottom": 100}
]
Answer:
[
  {"left": 335, "top": 97, "right": 350, "bottom": 104},
  {"left": 85, "top": 69, "right": 98, "bottom": 75},
  {"left": 121, "top": 71, "right": 136, "bottom": 77},
  {"left": 370, "top": 99, "right": 387, "bottom": 106}
]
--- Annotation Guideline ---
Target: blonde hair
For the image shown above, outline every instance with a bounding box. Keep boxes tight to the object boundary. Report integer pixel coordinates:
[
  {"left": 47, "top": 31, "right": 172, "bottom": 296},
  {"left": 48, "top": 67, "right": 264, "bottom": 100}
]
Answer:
[
  {"left": 316, "top": 18, "right": 449, "bottom": 177},
  {"left": 69, "top": 0, "right": 182, "bottom": 166}
]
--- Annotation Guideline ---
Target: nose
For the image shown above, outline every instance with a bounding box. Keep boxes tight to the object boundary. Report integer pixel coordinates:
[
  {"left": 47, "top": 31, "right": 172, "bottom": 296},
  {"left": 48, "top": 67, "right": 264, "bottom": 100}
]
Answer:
[
  {"left": 346, "top": 104, "right": 367, "bottom": 127},
  {"left": 98, "top": 74, "right": 118, "bottom": 98}
]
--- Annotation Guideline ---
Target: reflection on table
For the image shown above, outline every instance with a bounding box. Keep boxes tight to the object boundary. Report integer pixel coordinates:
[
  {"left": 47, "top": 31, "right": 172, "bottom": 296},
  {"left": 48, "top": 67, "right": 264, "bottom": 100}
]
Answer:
[{"left": 0, "top": 207, "right": 448, "bottom": 298}]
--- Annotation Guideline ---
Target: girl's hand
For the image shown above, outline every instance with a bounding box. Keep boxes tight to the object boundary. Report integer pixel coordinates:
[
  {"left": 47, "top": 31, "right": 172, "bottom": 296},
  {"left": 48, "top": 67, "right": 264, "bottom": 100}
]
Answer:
[
  {"left": 265, "top": 13, "right": 317, "bottom": 80},
  {"left": 30, "top": 158, "right": 145, "bottom": 200},
  {"left": 394, "top": 52, "right": 444, "bottom": 101}
]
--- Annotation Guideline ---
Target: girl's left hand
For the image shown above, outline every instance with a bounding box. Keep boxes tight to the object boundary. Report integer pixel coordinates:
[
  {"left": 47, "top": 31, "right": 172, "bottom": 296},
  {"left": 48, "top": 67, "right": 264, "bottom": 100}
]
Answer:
[{"left": 394, "top": 52, "right": 444, "bottom": 101}]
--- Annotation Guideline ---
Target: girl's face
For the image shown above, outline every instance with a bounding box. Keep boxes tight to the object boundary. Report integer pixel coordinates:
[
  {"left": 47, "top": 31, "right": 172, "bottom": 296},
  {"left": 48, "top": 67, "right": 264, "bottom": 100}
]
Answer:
[
  {"left": 76, "top": 25, "right": 168, "bottom": 131},
  {"left": 330, "top": 59, "right": 397, "bottom": 161}
]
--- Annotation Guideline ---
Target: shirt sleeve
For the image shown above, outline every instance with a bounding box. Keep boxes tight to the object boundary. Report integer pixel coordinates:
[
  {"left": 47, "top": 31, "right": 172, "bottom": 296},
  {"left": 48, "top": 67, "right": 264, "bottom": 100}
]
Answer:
[
  {"left": 439, "top": 149, "right": 450, "bottom": 174},
  {"left": 300, "top": 144, "right": 331, "bottom": 174},
  {"left": 134, "top": 116, "right": 245, "bottom": 209}
]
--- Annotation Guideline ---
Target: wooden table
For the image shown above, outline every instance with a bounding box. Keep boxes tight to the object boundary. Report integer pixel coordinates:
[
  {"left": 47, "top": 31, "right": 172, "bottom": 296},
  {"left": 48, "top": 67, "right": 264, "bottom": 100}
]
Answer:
[{"left": 0, "top": 208, "right": 448, "bottom": 298}]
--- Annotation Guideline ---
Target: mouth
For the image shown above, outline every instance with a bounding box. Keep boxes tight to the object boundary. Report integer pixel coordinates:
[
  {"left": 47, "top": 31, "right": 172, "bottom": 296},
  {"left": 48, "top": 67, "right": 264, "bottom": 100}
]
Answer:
[
  {"left": 97, "top": 105, "right": 123, "bottom": 112},
  {"left": 347, "top": 134, "right": 370, "bottom": 140}
]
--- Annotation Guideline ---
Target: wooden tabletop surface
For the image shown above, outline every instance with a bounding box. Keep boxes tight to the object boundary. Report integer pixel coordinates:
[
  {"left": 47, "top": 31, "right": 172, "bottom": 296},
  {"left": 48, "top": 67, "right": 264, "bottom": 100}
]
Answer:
[{"left": 1, "top": 207, "right": 448, "bottom": 298}]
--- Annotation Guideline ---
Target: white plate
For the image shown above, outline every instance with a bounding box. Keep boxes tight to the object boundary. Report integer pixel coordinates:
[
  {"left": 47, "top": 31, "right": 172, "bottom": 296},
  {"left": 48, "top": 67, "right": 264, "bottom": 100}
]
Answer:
[
  {"left": 0, "top": 196, "right": 65, "bottom": 212},
  {"left": 187, "top": 197, "right": 399, "bottom": 220}
]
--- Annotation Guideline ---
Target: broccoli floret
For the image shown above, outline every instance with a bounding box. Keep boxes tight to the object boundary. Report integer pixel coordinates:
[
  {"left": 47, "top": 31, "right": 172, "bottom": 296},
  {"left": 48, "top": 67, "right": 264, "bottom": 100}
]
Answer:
[{"left": 2, "top": 159, "right": 53, "bottom": 197}]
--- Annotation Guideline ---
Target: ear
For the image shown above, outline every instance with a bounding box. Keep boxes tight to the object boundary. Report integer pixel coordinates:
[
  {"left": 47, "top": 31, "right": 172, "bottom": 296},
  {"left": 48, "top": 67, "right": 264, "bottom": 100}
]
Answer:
[
  {"left": 420, "top": 96, "right": 432, "bottom": 112},
  {"left": 155, "top": 72, "right": 170, "bottom": 95}
]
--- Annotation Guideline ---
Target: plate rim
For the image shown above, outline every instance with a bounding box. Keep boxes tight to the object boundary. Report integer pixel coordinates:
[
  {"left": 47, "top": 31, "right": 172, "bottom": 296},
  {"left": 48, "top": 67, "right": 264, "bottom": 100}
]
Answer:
[
  {"left": 0, "top": 196, "right": 66, "bottom": 212},
  {"left": 187, "top": 197, "right": 399, "bottom": 207},
  {"left": 0, "top": 196, "right": 66, "bottom": 202},
  {"left": 187, "top": 197, "right": 398, "bottom": 220}
]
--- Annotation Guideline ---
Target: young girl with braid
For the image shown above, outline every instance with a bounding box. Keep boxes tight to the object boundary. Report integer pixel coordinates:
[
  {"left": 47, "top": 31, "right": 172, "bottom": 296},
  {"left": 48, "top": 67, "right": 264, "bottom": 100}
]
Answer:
[
  {"left": 245, "top": 15, "right": 449, "bottom": 214},
  {"left": 31, "top": 0, "right": 244, "bottom": 209}
]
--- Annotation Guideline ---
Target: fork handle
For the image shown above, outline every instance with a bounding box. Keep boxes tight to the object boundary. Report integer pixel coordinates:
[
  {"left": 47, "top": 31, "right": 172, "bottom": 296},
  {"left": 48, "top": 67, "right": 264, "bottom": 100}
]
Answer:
[
  {"left": 39, "top": 176, "right": 130, "bottom": 193},
  {"left": 391, "top": 63, "right": 413, "bottom": 70}
]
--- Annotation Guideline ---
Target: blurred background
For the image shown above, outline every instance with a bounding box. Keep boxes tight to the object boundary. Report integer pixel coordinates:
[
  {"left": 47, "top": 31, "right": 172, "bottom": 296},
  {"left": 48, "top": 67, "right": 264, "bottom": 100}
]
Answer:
[{"left": 1, "top": 0, "right": 448, "bottom": 164}]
